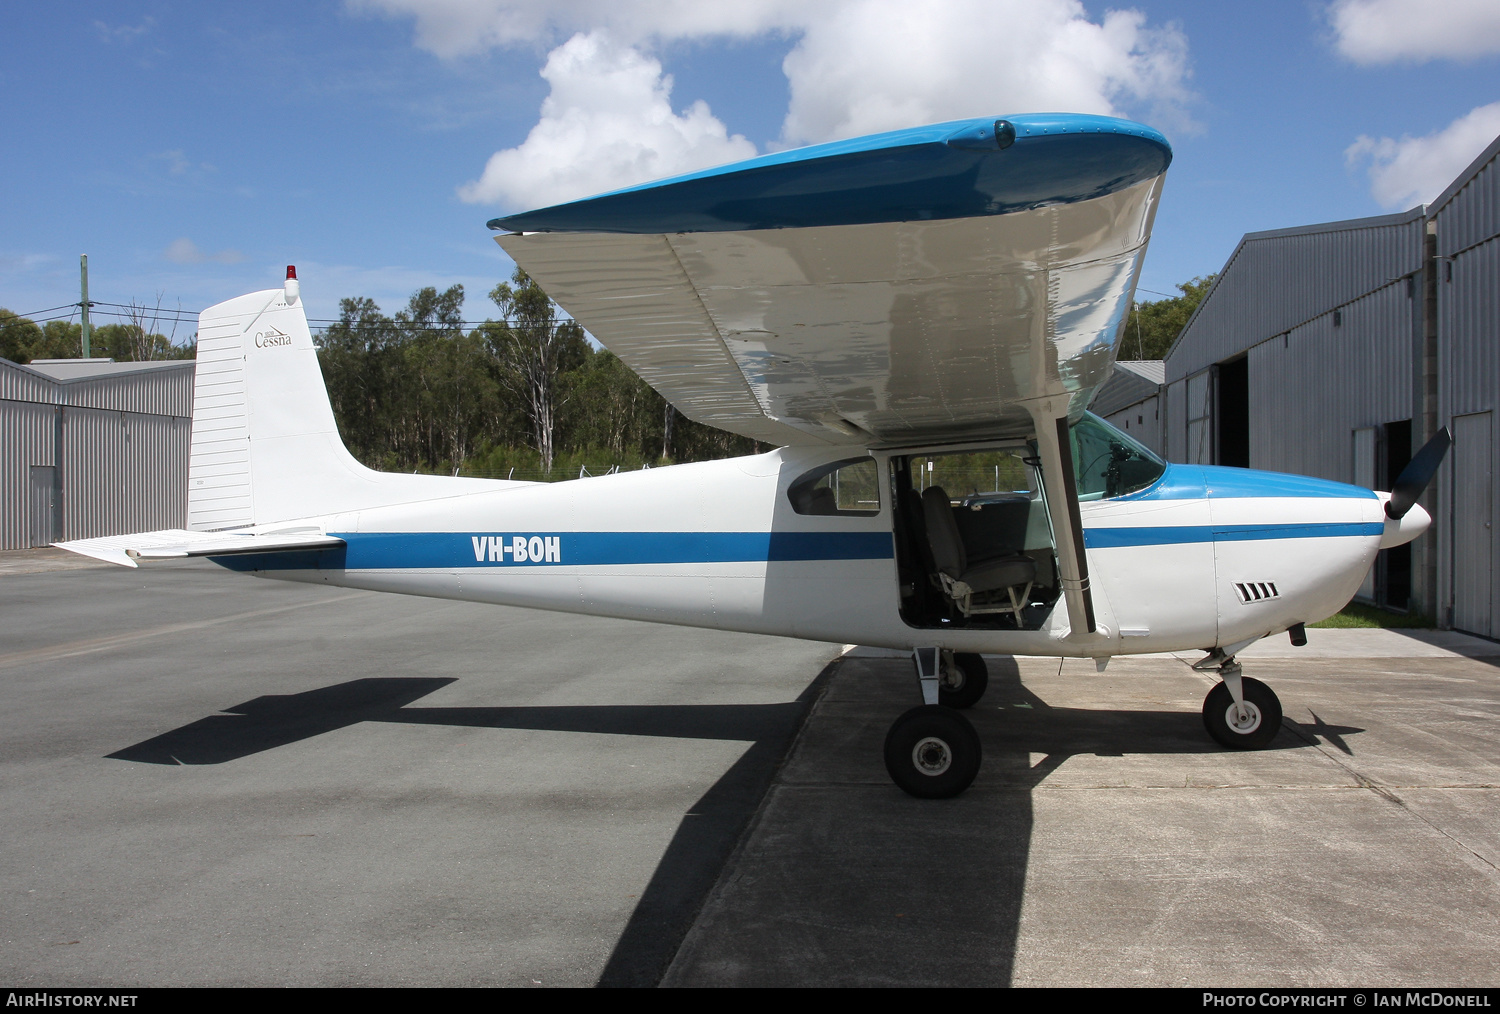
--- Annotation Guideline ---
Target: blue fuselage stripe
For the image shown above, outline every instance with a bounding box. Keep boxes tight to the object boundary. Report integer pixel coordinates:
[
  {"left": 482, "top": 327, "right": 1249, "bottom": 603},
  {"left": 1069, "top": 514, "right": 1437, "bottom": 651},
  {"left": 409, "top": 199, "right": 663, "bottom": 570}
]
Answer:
[
  {"left": 332, "top": 531, "right": 895, "bottom": 569},
  {"left": 1084, "top": 522, "right": 1384, "bottom": 548},
  {"left": 214, "top": 522, "right": 1384, "bottom": 572}
]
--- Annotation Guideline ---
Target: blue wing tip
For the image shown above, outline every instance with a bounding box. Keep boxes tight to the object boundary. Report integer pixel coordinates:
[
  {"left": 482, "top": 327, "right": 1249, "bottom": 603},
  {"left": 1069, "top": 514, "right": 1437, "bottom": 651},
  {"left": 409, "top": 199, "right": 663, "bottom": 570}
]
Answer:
[{"left": 489, "top": 112, "right": 1170, "bottom": 234}]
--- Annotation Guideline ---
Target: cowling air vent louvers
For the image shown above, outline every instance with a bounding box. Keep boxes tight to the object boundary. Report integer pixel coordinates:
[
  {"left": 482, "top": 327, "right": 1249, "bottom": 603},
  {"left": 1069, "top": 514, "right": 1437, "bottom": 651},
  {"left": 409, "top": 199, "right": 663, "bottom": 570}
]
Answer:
[{"left": 1234, "top": 582, "right": 1280, "bottom": 604}]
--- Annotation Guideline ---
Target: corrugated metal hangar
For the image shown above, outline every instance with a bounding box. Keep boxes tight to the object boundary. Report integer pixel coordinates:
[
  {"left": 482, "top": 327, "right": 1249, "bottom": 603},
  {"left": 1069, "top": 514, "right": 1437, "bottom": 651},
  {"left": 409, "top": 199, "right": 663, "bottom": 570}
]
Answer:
[
  {"left": 0, "top": 358, "right": 193, "bottom": 550},
  {"left": 1091, "top": 360, "right": 1164, "bottom": 450},
  {"left": 1115, "top": 131, "right": 1500, "bottom": 637}
]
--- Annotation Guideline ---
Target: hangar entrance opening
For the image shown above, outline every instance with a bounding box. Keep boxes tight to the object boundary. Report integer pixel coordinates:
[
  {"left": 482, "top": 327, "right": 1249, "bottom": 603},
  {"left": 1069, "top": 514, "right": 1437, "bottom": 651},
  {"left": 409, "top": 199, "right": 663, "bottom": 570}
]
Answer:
[
  {"left": 1216, "top": 357, "right": 1249, "bottom": 468},
  {"left": 1355, "top": 419, "right": 1415, "bottom": 612},
  {"left": 1379, "top": 420, "right": 1412, "bottom": 611}
]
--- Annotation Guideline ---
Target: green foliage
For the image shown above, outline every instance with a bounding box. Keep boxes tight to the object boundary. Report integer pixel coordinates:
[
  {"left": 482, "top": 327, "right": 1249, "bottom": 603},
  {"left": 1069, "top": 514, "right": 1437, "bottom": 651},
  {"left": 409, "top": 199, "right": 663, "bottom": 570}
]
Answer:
[
  {"left": 483, "top": 269, "right": 591, "bottom": 472},
  {"left": 317, "top": 282, "right": 761, "bottom": 479},
  {"left": 0, "top": 310, "right": 46, "bottom": 362},
  {"left": 0, "top": 311, "right": 194, "bottom": 364},
  {"left": 1120, "top": 275, "right": 1217, "bottom": 361},
  {"left": 1309, "top": 602, "right": 1434, "bottom": 628}
]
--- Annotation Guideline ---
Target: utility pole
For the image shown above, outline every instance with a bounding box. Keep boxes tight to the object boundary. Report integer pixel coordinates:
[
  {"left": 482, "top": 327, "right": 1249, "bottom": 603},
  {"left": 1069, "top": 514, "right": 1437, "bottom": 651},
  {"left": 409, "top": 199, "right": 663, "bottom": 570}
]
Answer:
[{"left": 79, "top": 255, "right": 92, "bottom": 359}]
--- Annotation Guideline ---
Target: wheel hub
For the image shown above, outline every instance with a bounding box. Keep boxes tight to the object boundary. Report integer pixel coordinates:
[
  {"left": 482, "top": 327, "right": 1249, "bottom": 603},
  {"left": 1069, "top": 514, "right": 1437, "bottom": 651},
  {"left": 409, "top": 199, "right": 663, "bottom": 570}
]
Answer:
[
  {"left": 1225, "top": 701, "right": 1262, "bottom": 734},
  {"left": 912, "top": 736, "right": 953, "bottom": 776}
]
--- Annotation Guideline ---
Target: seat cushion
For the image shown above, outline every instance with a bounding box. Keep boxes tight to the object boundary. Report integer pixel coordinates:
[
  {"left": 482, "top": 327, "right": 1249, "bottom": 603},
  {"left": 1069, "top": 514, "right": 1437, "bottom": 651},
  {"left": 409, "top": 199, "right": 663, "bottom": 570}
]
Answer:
[{"left": 959, "top": 553, "right": 1036, "bottom": 594}]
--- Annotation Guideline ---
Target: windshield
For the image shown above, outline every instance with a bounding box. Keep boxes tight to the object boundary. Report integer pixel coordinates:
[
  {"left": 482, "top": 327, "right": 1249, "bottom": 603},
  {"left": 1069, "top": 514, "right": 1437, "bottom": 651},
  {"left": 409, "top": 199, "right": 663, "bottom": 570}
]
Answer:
[{"left": 1069, "top": 411, "right": 1166, "bottom": 500}]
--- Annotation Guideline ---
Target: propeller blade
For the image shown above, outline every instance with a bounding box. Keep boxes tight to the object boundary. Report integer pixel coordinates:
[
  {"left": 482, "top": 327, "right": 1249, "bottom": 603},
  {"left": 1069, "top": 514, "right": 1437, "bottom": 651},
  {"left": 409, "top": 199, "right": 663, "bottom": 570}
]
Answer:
[{"left": 1386, "top": 427, "right": 1452, "bottom": 519}]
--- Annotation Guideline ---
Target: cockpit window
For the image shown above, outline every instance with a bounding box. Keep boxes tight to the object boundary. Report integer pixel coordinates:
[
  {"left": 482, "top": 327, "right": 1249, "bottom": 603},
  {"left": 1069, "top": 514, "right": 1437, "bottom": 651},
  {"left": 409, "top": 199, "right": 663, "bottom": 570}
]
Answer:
[
  {"left": 788, "top": 457, "right": 881, "bottom": 516},
  {"left": 1069, "top": 411, "right": 1166, "bottom": 500}
]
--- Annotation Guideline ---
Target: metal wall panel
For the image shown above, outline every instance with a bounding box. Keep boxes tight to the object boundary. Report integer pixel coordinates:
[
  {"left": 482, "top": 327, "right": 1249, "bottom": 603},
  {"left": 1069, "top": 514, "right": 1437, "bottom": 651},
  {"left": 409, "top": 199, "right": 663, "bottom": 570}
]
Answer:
[
  {"left": 1246, "top": 281, "right": 1413, "bottom": 481},
  {"left": 61, "top": 407, "right": 126, "bottom": 541},
  {"left": 0, "top": 401, "right": 60, "bottom": 550},
  {"left": 1164, "top": 378, "right": 1186, "bottom": 462},
  {"left": 1435, "top": 226, "right": 1500, "bottom": 636},
  {"left": 1433, "top": 142, "right": 1500, "bottom": 258},
  {"left": 1450, "top": 412, "right": 1493, "bottom": 637},
  {"left": 1439, "top": 237, "right": 1500, "bottom": 419},
  {"left": 56, "top": 408, "right": 192, "bottom": 540},
  {"left": 1102, "top": 395, "right": 1160, "bottom": 454},
  {"left": 1166, "top": 210, "right": 1426, "bottom": 385},
  {"left": 3, "top": 360, "right": 193, "bottom": 545},
  {"left": 1185, "top": 370, "right": 1211, "bottom": 464},
  {"left": 0, "top": 361, "right": 59, "bottom": 405},
  {"left": 122, "top": 413, "right": 190, "bottom": 532},
  {"left": 62, "top": 365, "right": 194, "bottom": 416}
]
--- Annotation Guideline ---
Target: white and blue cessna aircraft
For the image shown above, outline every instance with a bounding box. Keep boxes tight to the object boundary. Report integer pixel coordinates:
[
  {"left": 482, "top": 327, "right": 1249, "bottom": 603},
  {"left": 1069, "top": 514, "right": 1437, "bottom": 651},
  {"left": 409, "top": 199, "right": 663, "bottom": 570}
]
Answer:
[{"left": 60, "top": 113, "right": 1449, "bottom": 798}]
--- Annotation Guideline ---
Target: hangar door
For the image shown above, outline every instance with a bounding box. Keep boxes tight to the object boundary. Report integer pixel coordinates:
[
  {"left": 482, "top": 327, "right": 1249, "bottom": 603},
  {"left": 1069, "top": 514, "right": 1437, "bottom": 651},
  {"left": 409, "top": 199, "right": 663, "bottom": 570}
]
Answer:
[
  {"left": 29, "top": 466, "right": 59, "bottom": 547},
  {"left": 1452, "top": 412, "right": 1493, "bottom": 638}
]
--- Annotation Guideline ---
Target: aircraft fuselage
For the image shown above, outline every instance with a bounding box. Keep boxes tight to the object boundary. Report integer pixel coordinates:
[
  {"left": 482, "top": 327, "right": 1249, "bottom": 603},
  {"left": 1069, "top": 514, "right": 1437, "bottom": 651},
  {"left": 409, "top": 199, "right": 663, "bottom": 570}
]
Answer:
[{"left": 219, "top": 443, "right": 1404, "bottom": 659}]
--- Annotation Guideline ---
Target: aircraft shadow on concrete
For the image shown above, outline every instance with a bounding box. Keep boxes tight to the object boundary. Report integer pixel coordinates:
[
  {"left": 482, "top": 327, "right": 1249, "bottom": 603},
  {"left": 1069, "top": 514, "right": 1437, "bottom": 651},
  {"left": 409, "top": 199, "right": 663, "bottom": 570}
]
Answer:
[
  {"left": 107, "top": 678, "right": 806, "bottom": 766},
  {"left": 105, "top": 662, "right": 1363, "bottom": 986},
  {"left": 106, "top": 669, "right": 832, "bottom": 987}
]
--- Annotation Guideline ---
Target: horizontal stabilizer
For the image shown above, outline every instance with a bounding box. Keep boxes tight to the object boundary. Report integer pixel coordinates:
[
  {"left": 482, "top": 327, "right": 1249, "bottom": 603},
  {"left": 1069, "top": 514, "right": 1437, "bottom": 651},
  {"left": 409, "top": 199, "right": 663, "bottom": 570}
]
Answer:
[{"left": 56, "top": 529, "right": 345, "bottom": 569}]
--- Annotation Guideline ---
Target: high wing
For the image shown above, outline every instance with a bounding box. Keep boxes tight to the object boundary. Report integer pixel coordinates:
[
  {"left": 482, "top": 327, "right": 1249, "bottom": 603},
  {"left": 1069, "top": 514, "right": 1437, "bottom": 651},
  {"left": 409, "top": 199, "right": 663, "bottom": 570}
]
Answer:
[
  {"left": 56, "top": 528, "right": 345, "bottom": 568},
  {"left": 492, "top": 113, "right": 1170, "bottom": 447}
]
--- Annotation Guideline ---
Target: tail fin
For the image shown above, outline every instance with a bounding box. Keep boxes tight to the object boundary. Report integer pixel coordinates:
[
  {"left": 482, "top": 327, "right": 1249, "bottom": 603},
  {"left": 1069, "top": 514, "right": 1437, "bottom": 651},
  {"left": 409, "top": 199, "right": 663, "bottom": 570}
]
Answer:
[{"left": 188, "top": 274, "right": 503, "bottom": 531}]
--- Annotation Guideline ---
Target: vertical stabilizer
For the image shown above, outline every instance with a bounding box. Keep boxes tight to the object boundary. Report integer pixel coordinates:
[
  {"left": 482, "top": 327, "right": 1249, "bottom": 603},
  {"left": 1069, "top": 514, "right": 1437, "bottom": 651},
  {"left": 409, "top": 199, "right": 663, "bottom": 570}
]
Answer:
[{"left": 188, "top": 278, "right": 504, "bottom": 531}]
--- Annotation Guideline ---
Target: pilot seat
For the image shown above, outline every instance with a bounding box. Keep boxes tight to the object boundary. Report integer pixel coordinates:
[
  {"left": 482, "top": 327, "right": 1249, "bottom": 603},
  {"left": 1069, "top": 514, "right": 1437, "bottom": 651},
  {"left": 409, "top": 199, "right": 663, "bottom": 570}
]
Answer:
[{"left": 920, "top": 486, "right": 1036, "bottom": 623}]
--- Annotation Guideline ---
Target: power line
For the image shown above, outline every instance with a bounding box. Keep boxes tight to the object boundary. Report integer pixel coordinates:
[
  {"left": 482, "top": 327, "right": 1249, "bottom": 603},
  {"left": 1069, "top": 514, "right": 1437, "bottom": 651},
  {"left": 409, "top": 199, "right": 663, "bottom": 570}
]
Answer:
[{"left": 13, "top": 303, "right": 81, "bottom": 319}]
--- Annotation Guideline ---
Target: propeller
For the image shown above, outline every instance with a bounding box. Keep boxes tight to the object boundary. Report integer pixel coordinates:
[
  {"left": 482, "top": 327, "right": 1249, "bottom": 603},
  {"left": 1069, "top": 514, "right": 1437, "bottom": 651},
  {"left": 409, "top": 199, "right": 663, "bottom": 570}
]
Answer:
[{"left": 1385, "top": 427, "right": 1452, "bottom": 520}]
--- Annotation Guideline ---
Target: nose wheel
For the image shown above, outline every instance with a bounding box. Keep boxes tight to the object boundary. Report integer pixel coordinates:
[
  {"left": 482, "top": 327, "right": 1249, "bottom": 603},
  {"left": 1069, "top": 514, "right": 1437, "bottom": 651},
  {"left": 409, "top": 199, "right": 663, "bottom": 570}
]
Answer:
[{"left": 1195, "top": 651, "right": 1282, "bottom": 750}]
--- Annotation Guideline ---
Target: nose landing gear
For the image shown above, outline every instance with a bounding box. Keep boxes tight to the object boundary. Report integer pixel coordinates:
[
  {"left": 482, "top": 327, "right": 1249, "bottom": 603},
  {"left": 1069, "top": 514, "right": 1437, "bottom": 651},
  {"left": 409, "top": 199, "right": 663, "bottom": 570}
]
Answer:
[{"left": 1194, "top": 650, "right": 1283, "bottom": 749}]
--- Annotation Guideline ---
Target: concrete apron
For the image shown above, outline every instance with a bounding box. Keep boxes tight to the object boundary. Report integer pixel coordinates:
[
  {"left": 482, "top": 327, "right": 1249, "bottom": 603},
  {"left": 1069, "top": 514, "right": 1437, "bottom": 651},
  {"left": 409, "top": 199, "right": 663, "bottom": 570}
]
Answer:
[{"left": 664, "top": 639, "right": 1500, "bottom": 987}]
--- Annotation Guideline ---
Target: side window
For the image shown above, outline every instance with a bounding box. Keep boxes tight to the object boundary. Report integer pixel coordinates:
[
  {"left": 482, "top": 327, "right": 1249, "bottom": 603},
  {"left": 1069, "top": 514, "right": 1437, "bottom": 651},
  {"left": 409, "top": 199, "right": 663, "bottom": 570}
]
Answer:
[{"left": 788, "top": 457, "right": 881, "bottom": 516}]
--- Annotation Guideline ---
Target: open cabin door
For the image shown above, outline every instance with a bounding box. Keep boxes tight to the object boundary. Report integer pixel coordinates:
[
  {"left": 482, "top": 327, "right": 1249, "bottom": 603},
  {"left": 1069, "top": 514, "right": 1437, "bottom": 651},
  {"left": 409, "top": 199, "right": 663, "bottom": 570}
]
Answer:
[{"left": 890, "top": 444, "right": 1062, "bottom": 630}]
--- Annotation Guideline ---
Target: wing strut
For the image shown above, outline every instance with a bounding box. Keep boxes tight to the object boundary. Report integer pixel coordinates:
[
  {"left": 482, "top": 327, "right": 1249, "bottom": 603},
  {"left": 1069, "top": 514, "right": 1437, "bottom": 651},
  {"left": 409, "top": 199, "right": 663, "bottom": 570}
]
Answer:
[{"left": 1030, "top": 406, "right": 1097, "bottom": 635}]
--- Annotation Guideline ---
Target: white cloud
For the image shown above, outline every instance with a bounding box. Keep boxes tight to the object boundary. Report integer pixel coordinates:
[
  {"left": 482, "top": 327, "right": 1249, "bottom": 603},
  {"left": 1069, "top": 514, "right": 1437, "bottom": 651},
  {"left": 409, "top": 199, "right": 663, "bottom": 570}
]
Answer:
[
  {"left": 93, "top": 17, "right": 154, "bottom": 44},
  {"left": 1346, "top": 102, "right": 1500, "bottom": 208},
  {"left": 457, "top": 32, "right": 756, "bottom": 209},
  {"left": 350, "top": 0, "right": 802, "bottom": 59},
  {"left": 776, "top": 2, "right": 1191, "bottom": 145},
  {"left": 1329, "top": 0, "right": 1500, "bottom": 64},
  {"left": 165, "top": 238, "right": 244, "bottom": 265},
  {"left": 363, "top": 1, "right": 1194, "bottom": 210}
]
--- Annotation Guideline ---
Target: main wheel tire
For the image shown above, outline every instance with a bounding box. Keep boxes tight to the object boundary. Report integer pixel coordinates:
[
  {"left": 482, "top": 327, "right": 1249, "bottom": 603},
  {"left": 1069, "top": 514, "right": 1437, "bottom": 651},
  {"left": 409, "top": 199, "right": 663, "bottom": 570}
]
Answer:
[
  {"left": 883, "top": 705, "right": 982, "bottom": 798},
  {"left": 1202, "top": 677, "right": 1282, "bottom": 750},
  {"left": 939, "top": 652, "right": 989, "bottom": 709}
]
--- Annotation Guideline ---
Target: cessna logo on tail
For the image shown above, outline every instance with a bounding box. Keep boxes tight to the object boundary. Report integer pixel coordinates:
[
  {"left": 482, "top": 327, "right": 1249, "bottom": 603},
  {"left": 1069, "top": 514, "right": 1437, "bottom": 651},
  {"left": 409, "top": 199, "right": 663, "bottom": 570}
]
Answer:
[
  {"left": 471, "top": 535, "right": 561, "bottom": 564},
  {"left": 254, "top": 327, "right": 293, "bottom": 348}
]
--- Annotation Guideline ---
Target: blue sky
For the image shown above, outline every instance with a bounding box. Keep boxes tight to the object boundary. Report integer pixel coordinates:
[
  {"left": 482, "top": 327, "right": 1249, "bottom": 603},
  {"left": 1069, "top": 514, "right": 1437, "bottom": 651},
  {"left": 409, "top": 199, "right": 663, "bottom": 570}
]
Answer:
[{"left": 3, "top": 1, "right": 1499, "bottom": 334}]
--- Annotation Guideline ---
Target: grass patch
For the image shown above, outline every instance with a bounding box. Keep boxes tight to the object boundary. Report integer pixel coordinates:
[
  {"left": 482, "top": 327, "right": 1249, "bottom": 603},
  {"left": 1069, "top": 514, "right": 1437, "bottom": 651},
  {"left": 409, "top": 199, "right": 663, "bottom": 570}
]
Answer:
[{"left": 1309, "top": 601, "right": 1434, "bottom": 629}]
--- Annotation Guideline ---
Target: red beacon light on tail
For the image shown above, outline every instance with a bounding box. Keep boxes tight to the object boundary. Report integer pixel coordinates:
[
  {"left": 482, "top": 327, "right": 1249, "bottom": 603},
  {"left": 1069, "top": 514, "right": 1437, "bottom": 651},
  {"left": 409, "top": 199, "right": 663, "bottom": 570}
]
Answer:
[{"left": 284, "top": 265, "right": 300, "bottom": 305}]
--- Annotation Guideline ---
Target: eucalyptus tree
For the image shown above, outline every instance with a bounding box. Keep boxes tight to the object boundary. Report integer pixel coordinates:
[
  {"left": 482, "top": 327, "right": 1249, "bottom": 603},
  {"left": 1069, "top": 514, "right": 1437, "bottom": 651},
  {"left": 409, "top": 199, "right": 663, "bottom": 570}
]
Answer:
[{"left": 484, "top": 268, "right": 588, "bottom": 474}]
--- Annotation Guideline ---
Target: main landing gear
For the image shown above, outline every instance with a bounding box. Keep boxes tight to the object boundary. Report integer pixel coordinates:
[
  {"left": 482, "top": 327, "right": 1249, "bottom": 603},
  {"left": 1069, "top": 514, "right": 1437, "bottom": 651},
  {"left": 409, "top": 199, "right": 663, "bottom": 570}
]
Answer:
[
  {"left": 884, "top": 648, "right": 987, "bottom": 798},
  {"left": 1193, "top": 649, "right": 1283, "bottom": 750}
]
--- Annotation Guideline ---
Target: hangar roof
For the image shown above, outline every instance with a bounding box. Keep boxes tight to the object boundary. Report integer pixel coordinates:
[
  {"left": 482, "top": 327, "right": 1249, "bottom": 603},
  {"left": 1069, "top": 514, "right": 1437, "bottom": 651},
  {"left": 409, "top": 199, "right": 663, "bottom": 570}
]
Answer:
[
  {"left": 0, "top": 357, "right": 194, "bottom": 416},
  {"left": 1163, "top": 207, "right": 1427, "bottom": 384}
]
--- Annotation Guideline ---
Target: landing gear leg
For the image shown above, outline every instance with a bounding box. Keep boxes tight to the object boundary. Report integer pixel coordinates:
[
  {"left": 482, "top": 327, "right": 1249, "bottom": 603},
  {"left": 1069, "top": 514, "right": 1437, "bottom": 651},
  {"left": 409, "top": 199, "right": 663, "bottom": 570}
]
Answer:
[
  {"left": 1194, "top": 650, "right": 1282, "bottom": 750},
  {"left": 884, "top": 649, "right": 983, "bottom": 798}
]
